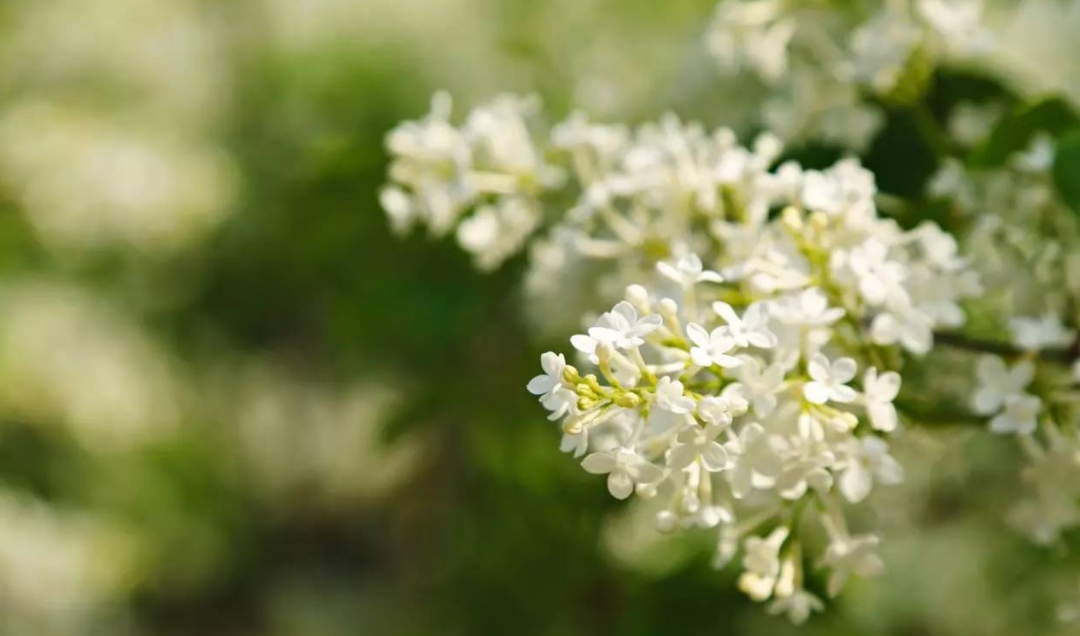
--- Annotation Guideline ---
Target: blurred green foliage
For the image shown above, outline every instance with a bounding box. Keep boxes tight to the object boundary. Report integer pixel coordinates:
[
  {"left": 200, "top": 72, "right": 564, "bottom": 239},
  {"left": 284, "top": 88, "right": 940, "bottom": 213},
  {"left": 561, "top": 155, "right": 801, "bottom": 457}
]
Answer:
[{"left": 0, "top": 0, "right": 1077, "bottom": 635}]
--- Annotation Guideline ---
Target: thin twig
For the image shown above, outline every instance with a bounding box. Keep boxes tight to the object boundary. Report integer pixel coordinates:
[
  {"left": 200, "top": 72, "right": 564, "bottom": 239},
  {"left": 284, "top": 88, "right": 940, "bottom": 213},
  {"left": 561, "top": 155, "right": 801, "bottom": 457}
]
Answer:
[{"left": 933, "top": 330, "right": 1077, "bottom": 364}]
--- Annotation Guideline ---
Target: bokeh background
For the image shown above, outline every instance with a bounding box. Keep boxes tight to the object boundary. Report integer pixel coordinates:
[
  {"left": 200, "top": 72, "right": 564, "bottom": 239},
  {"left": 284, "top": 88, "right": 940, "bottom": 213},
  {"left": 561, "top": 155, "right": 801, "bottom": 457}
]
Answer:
[{"left": 1, "top": 0, "right": 1080, "bottom": 634}]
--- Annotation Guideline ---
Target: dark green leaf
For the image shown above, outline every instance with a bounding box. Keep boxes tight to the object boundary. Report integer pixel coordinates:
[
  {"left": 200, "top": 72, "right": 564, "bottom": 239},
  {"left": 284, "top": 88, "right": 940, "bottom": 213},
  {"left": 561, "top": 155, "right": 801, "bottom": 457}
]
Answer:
[
  {"left": 969, "top": 96, "right": 1078, "bottom": 167},
  {"left": 1053, "top": 129, "right": 1080, "bottom": 215}
]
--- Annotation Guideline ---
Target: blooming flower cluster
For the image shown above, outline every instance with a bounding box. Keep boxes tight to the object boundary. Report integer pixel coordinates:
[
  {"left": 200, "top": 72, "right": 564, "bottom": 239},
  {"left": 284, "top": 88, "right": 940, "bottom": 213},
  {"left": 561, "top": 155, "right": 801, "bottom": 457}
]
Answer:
[
  {"left": 529, "top": 285, "right": 908, "bottom": 621},
  {"left": 384, "top": 92, "right": 988, "bottom": 618},
  {"left": 706, "top": 0, "right": 992, "bottom": 149},
  {"left": 380, "top": 0, "right": 1080, "bottom": 623}
]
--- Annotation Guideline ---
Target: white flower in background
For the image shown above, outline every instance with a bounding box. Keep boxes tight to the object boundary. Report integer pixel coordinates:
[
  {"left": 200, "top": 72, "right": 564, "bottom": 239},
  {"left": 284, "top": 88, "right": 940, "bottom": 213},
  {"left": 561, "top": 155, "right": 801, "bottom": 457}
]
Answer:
[
  {"left": 972, "top": 355, "right": 1035, "bottom": 415},
  {"left": 738, "top": 526, "right": 789, "bottom": 601},
  {"left": 0, "top": 101, "right": 236, "bottom": 256},
  {"left": 913, "top": 221, "right": 969, "bottom": 272},
  {"left": 918, "top": 0, "right": 992, "bottom": 55},
  {"left": 819, "top": 533, "right": 885, "bottom": 597},
  {"left": 849, "top": 10, "right": 920, "bottom": 94},
  {"left": 775, "top": 436, "right": 834, "bottom": 500},
  {"left": 1012, "top": 133, "right": 1056, "bottom": 173},
  {"left": 697, "top": 395, "right": 737, "bottom": 426},
  {"left": 712, "top": 302, "right": 778, "bottom": 348},
  {"left": 706, "top": 0, "right": 796, "bottom": 84},
  {"left": 870, "top": 308, "right": 934, "bottom": 355},
  {"left": 732, "top": 357, "right": 785, "bottom": 417},
  {"left": 383, "top": 92, "right": 561, "bottom": 257},
  {"left": 654, "top": 377, "right": 695, "bottom": 414},
  {"left": 657, "top": 253, "right": 724, "bottom": 286},
  {"left": 927, "top": 158, "right": 978, "bottom": 209},
  {"left": 1010, "top": 313, "right": 1076, "bottom": 351},
  {"left": 726, "top": 422, "right": 784, "bottom": 499},
  {"left": 842, "top": 239, "right": 909, "bottom": 307},
  {"left": 768, "top": 585, "right": 824, "bottom": 625},
  {"left": 804, "top": 354, "right": 858, "bottom": 405},
  {"left": 863, "top": 368, "right": 902, "bottom": 432},
  {"left": 456, "top": 197, "right": 541, "bottom": 270},
  {"left": 768, "top": 549, "right": 823, "bottom": 624},
  {"left": 948, "top": 101, "right": 1002, "bottom": 148},
  {"left": 989, "top": 394, "right": 1042, "bottom": 435},
  {"left": 668, "top": 424, "right": 729, "bottom": 472},
  {"left": 837, "top": 437, "right": 904, "bottom": 503},
  {"left": 770, "top": 287, "right": 845, "bottom": 327},
  {"left": 687, "top": 323, "right": 743, "bottom": 369},
  {"left": 582, "top": 448, "right": 664, "bottom": 500}
]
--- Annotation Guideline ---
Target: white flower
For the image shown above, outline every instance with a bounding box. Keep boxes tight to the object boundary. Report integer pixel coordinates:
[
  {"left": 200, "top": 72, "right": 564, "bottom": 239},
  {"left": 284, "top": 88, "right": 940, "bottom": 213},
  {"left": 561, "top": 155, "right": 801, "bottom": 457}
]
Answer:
[
  {"left": 918, "top": 0, "right": 991, "bottom": 55},
  {"left": 733, "top": 357, "right": 785, "bottom": 417},
  {"left": 706, "top": 1, "right": 796, "bottom": 84},
  {"left": 769, "top": 554, "right": 824, "bottom": 624},
  {"left": 838, "top": 437, "right": 904, "bottom": 503},
  {"left": 726, "top": 422, "right": 784, "bottom": 498},
  {"left": 668, "top": 424, "right": 729, "bottom": 472},
  {"left": 456, "top": 198, "right": 540, "bottom": 270},
  {"left": 803, "top": 354, "right": 858, "bottom": 404},
  {"left": 870, "top": 309, "right": 934, "bottom": 355},
  {"left": 738, "top": 526, "right": 789, "bottom": 601},
  {"left": 819, "top": 533, "right": 885, "bottom": 597},
  {"left": 697, "top": 395, "right": 736, "bottom": 427},
  {"left": 770, "top": 287, "right": 845, "bottom": 327},
  {"left": 527, "top": 352, "right": 576, "bottom": 421},
  {"left": 849, "top": 10, "right": 920, "bottom": 94},
  {"left": 768, "top": 587, "right": 824, "bottom": 625},
  {"left": 657, "top": 253, "right": 724, "bottom": 286},
  {"left": 571, "top": 301, "right": 663, "bottom": 355},
  {"left": 581, "top": 448, "right": 664, "bottom": 499},
  {"left": 686, "top": 323, "right": 743, "bottom": 368},
  {"left": 989, "top": 393, "right": 1041, "bottom": 435},
  {"left": 1009, "top": 313, "right": 1076, "bottom": 352},
  {"left": 1012, "top": 133, "right": 1056, "bottom": 174},
  {"left": 947, "top": 102, "right": 1001, "bottom": 149},
  {"left": 843, "top": 239, "right": 908, "bottom": 308},
  {"left": 560, "top": 431, "right": 588, "bottom": 458},
  {"left": 713, "top": 302, "right": 778, "bottom": 348},
  {"left": 926, "top": 158, "right": 977, "bottom": 209},
  {"left": 775, "top": 436, "right": 834, "bottom": 500},
  {"left": 971, "top": 355, "right": 1034, "bottom": 415},
  {"left": 654, "top": 376, "right": 696, "bottom": 414},
  {"left": 863, "top": 367, "right": 902, "bottom": 432}
]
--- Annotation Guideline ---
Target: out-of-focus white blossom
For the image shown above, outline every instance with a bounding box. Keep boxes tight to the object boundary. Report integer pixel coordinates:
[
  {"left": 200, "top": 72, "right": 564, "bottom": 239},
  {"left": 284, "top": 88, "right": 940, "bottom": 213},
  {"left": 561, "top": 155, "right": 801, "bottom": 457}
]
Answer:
[
  {"left": 0, "top": 101, "right": 236, "bottom": 256},
  {"left": 989, "top": 393, "right": 1042, "bottom": 435},
  {"left": 1010, "top": 313, "right": 1076, "bottom": 351},
  {"left": 0, "top": 282, "right": 181, "bottom": 450}
]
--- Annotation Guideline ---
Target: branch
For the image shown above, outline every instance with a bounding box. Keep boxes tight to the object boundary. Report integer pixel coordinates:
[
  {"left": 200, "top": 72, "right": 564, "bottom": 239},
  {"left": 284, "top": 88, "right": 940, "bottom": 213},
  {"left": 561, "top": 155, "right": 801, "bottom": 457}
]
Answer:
[{"left": 933, "top": 331, "right": 1077, "bottom": 364}]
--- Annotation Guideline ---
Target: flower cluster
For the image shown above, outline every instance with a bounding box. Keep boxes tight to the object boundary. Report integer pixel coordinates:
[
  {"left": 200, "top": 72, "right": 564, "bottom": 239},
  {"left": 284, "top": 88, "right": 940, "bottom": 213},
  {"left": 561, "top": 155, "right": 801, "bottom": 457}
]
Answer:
[
  {"left": 379, "top": 0, "right": 1080, "bottom": 623},
  {"left": 706, "top": 0, "right": 991, "bottom": 149},
  {"left": 928, "top": 131, "right": 1080, "bottom": 547},
  {"left": 384, "top": 89, "right": 987, "bottom": 619},
  {"left": 530, "top": 285, "right": 908, "bottom": 620},
  {"left": 380, "top": 92, "right": 563, "bottom": 270}
]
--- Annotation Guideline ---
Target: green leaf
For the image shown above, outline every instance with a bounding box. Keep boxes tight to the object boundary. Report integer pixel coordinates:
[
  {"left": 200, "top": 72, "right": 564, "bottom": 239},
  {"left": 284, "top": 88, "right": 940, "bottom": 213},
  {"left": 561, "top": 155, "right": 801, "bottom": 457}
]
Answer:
[
  {"left": 1053, "top": 129, "right": 1080, "bottom": 215},
  {"left": 969, "top": 97, "right": 1078, "bottom": 167}
]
